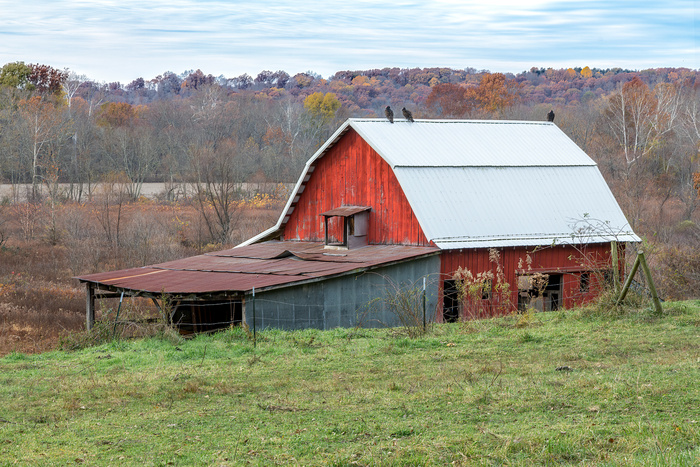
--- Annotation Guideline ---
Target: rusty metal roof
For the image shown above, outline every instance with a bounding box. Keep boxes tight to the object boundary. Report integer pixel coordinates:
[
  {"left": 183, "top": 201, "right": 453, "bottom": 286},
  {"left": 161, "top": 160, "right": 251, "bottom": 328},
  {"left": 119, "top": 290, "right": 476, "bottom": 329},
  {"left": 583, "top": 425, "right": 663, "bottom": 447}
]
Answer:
[{"left": 76, "top": 241, "right": 439, "bottom": 295}]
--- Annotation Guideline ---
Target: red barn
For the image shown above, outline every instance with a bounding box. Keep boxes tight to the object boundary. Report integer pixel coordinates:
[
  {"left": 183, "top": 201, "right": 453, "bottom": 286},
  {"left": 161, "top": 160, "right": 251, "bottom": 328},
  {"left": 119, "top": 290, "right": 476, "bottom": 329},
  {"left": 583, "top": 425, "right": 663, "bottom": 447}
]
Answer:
[{"left": 78, "top": 118, "right": 638, "bottom": 331}]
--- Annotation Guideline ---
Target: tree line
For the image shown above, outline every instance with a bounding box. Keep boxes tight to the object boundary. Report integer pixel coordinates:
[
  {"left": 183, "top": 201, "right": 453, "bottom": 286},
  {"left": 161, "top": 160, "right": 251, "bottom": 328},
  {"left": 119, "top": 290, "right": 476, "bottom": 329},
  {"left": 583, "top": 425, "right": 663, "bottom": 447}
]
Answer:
[{"left": 0, "top": 61, "right": 699, "bottom": 297}]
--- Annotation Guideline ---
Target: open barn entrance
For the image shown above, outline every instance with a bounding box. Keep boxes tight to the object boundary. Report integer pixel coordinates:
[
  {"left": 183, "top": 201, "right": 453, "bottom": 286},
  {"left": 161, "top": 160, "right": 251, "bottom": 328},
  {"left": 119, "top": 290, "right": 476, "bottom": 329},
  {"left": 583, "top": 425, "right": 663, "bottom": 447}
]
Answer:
[
  {"left": 442, "top": 279, "right": 460, "bottom": 323},
  {"left": 172, "top": 300, "right": 243, "bottom": 334}
]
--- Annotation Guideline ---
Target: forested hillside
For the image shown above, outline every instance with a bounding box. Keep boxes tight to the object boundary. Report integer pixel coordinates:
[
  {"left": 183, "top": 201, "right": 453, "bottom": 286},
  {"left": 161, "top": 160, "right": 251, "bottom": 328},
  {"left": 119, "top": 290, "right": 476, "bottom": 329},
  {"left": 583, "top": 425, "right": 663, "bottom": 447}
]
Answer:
[{"left": 0, "top": 62, "right": 699, "bottom": 302}]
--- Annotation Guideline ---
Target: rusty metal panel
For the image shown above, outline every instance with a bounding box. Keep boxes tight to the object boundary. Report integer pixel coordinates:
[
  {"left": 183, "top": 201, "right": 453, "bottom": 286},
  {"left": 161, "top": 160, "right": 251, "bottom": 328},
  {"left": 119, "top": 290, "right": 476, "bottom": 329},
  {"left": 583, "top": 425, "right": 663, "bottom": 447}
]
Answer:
[
  {"left": 76, "top": 242, "right": 440, "bottom": 295},
  {"left": 320, "top": 205, "right": 371, "bottom": 217}
]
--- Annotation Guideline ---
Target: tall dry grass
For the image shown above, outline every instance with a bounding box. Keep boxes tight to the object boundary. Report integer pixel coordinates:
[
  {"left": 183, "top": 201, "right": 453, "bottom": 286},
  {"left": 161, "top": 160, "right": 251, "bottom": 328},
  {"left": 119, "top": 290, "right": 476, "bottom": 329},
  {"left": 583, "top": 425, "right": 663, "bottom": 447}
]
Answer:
[{"left": 0, "top": 193, "right": 282, "bottom": 355}]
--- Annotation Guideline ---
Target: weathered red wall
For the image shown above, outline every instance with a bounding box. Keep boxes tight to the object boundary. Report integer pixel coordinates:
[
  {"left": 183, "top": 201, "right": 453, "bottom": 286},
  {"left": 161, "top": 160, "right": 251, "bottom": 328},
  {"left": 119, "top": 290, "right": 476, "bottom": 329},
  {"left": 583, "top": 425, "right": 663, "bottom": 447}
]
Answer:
[
  {"left": 282, "top": 129, "right": 430, "bottom": 246},
  {"left": 281, "top": 128, "right": 621, "bottom": 321},
  {"left": 438, "top": 243, "right": 620, "bottom": 320}
]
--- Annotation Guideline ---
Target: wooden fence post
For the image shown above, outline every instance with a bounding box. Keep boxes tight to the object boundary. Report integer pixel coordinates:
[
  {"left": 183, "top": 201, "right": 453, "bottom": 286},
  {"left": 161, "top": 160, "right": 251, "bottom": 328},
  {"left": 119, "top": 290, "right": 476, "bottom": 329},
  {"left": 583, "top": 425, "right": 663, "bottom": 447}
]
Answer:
[
  {"left": 86, "top": 283, "right": 95, "bottom": 331},
  {"left": 610, "top": 241, "right": 620, "bottom": 294}
]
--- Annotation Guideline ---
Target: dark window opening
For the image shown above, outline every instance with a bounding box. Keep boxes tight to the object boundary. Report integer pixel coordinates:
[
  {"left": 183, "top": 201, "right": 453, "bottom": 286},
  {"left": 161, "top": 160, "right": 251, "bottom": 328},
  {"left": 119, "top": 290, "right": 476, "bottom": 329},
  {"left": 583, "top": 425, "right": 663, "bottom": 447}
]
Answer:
[
  {"left": 580, "top": 272, "right": 590, "bottom": 293},
  {"left": 517, "top": 273, "right": 562, "bottom": 312},
  {"left": 603, "top": 270, "right": 614, "bottom": 289},
  {"left": 482, "top": 279, "right": 492, "bottom": 300},
  {"left": 443, "top": 280, "right": 459, "bottom": 323}
]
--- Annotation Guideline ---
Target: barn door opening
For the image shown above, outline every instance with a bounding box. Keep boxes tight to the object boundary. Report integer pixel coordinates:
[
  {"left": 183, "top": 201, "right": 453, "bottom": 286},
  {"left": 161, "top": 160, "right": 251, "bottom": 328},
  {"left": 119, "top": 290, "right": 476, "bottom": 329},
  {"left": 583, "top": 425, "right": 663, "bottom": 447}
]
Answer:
[
  {"left": 172, "top": 300, "right": 243, "bottom": 334},
  {"left": 443, "top": 279, "right": 459, "bottom": 323}
]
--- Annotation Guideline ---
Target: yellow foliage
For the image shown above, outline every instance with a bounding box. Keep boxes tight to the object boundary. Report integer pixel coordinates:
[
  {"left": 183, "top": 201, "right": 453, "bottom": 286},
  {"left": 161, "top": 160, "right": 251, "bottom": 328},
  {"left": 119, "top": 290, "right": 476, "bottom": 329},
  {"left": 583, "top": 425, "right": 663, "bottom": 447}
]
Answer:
[
  {"left": 303, "top": 92, "right": 341, "bottom": 123},
  {"left": 351, "top": 76, "right": 369, "bottom": 86}
]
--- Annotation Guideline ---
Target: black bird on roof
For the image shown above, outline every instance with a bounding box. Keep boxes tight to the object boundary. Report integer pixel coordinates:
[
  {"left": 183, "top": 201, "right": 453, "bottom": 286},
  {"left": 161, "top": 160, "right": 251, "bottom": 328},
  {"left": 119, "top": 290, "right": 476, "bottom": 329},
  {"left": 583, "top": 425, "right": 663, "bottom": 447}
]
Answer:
[
  {"left": 547, "top": 109, "right": 555, "bottom": 122},
  {"left": 384, "top": 106, "right": 394, "bottom": 123},
  {"left": 402, "top": 107, "right": 414, "bottom": 122}
]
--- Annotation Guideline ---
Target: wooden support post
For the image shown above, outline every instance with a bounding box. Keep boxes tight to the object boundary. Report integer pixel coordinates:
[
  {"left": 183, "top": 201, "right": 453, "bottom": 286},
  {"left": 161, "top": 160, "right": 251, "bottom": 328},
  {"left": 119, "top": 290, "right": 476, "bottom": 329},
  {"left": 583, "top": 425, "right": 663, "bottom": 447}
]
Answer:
[
  {"left": 617, "top": 250, "right": 663, "bottom": 314},
  {"left": 610, "top": 241, "right": 620, "bottom": 294},
  {"left": 638, "top": 252, "right": 663, "bottom": 314},
  {"left": 617, "top": 251, "right": 641, "bottom": 305},
  {"left": 86, "top": 282, "right": 95, "bottom": 331},
  {"left": 422, "top": 277, "right": 427, "bottom": 332}
]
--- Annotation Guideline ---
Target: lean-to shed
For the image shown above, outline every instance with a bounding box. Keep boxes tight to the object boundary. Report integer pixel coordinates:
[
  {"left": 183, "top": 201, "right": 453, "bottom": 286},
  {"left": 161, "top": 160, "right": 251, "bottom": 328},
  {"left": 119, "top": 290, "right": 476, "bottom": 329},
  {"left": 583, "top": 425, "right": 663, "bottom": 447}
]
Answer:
[{"left": 77, "top": 118, "right": 638, "bottom": 330}]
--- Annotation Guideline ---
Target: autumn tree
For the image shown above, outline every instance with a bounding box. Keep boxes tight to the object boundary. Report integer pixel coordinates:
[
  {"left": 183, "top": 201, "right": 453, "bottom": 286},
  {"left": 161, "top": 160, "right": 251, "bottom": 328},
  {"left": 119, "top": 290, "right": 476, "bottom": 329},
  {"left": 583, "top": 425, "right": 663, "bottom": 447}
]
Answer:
[
  {"left": 185, "top": 85, "right": 246, "bottom": 244},
  {"left": 97, "top": 102, "right": 156, "bottom": 199},
  {"left": 605, "top": 77, "right": 682, "bottom": 169},
  {"left": 0, "top": 61, "right": 33, "bottom": 91},
  {"left": 28, "top": 64, "right": 68, "bottom": 95},
  {"left": 473, "top": 73, "right": 521, "bottom": 114},
  {"left": 425, "top": 83, "right": 473, "bottom": 117},
  {"left": 303, "top": 92, "right": 342, "bottom": 144},
  {"left": 16, "top": 95, "right": 70, "bottom": 198}
]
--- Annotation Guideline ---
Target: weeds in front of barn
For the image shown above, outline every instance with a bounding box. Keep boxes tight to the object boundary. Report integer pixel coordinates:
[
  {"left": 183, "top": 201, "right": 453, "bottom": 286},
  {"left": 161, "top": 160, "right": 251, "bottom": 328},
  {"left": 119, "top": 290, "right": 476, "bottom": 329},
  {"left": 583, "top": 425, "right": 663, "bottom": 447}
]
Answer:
[{"left": 1, "top": 302, "right": 699, "bottom": 465}]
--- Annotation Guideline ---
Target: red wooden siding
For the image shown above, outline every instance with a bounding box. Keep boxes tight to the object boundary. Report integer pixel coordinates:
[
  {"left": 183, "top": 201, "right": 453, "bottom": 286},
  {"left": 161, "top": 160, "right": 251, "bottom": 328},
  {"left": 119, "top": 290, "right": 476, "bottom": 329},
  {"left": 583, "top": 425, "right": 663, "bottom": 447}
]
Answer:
[
  {"left": 282, "top": 129, "right": 430, "bottom": 246},
  {"left": 438, "top": 243, "right": 620, "bottom": 321}
]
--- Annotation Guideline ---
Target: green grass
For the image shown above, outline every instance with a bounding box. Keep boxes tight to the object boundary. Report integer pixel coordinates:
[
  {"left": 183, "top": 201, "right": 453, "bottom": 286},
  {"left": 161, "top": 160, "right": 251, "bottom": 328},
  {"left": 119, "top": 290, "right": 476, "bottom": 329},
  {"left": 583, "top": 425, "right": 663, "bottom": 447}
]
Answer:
[{"left": 1, "top": 302, "right": 700, "bottom": 466}]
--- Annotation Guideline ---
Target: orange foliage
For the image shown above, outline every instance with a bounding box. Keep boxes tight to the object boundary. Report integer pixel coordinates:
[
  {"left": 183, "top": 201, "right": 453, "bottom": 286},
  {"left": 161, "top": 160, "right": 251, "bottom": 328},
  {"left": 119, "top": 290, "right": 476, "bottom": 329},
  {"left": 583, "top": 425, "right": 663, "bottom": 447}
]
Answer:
[
  {"left": 473, "top": 73, "right": 521, "bottom": 113},
  {"left": 425, "top": 83, "right": 473, "bottom": 117},
  {"left": 97, "top": 102, "right": 140, "bottom": 127}
]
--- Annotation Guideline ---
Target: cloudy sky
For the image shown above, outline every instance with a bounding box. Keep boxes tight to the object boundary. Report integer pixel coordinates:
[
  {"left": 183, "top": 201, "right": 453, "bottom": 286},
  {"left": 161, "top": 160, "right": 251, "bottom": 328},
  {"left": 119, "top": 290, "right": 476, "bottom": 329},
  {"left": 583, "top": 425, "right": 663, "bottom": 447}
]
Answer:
[{"left": 1, "top": 1, "right": 697, "bottom": 84}]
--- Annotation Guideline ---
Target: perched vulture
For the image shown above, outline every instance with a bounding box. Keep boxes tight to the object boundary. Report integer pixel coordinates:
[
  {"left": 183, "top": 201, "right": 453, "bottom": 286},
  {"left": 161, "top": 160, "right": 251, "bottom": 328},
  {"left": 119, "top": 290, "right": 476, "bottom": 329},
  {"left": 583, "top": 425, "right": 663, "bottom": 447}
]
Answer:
[
  {"left": 402, "top": 107, "right": 414, "bottom": 122},
  {"left": 384, "top": 106, "right": 394, "bottom": 123},
  {"left": 547, "top": 110, "right": 555, "bottom": 122}
]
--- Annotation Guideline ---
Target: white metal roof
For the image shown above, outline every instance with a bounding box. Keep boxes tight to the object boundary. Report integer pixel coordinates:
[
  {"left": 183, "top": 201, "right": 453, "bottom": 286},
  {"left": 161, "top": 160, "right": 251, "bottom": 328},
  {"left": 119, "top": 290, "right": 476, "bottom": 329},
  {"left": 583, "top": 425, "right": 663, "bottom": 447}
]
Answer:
[
  {"left": 350, "top": 119, "right": 596, "bottom": 167},
  {"left": 240, "top": 118, "right": 639, "bottom": 249},
  {"left": 394, "top": 166, "right": 639, "bottom": 249}
]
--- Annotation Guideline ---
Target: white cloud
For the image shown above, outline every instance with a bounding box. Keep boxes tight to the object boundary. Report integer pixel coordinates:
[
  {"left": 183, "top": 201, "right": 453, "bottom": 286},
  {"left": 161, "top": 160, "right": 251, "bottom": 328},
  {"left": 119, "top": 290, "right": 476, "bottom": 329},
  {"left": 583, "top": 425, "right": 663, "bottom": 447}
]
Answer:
[{"left": 0, "top": 0, "right": 695, "bottom": 83}]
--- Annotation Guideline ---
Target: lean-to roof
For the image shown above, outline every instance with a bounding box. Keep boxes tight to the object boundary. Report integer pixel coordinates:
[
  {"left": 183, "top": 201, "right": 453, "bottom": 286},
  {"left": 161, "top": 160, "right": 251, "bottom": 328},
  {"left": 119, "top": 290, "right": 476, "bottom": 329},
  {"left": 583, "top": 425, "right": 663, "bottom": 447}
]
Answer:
[{"left": 76, "top": 242, "right": 439, "bottom": 295}]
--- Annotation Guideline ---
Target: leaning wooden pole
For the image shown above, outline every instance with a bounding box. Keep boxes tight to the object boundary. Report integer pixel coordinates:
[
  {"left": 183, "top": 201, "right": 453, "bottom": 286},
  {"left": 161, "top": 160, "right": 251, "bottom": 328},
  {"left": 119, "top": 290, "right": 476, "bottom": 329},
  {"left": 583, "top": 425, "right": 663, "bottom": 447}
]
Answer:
[
  {"left": 617, "top": 251, "right": 641, "bottom": 305},
  {"left": 616, "top": 250, "right": 663, "bottom": 314},
  {"left": 638, "top": 252, "right": 663, "bottom": 314}
]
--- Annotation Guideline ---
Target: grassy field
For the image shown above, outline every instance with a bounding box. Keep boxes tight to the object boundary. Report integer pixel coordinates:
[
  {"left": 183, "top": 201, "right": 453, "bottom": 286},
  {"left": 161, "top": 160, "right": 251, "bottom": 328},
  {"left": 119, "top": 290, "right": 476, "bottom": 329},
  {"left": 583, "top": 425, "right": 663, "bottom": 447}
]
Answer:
[{"left": 1, "top": 302, "right": 699, "bottom": 466}]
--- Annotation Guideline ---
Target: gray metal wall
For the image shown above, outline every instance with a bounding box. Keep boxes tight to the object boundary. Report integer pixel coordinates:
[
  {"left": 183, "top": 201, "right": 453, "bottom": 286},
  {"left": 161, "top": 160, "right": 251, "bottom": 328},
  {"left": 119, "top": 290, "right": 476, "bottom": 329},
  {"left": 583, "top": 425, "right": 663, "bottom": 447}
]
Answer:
[{"left": 244, "top": 255, "right": 441, "bottom": 330}]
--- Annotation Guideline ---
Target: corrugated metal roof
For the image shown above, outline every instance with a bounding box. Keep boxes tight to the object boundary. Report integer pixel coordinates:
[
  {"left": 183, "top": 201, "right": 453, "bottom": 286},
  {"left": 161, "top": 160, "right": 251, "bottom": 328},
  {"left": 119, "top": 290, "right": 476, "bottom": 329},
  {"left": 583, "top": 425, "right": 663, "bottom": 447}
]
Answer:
[
  {"left": 394, "top": 166, "right": 639, "bottom": 249},
  {"left": 239, "top": 118, "right": 638, "bottom": 249},
  {"left": 349, "top": 119, "right": 596, "bottom": 168},
  {"left": 76, "top": 242, "right": 440, "bottom": 295}
]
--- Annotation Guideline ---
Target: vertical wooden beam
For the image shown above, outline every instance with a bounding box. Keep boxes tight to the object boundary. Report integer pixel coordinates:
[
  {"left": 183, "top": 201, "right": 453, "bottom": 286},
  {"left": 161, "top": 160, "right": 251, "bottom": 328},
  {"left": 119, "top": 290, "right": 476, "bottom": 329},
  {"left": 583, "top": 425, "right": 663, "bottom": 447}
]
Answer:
[
  {"left": 610, "top": 241, "right": 620, "bottom": 294},
  {"left": 85, "top": 282, "right": 95, "bottom": 331},
  {"left": 342, "top": 216, "right": 348, "bottom": 246}
]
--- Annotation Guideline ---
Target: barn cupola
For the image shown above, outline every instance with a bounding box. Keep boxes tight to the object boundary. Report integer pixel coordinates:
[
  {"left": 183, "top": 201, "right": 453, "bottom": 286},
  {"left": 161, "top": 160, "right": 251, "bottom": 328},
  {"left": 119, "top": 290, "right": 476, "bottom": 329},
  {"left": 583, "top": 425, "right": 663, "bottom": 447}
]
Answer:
[{"left": 320, "top": 205, "right": 371, "bottom": 249}]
